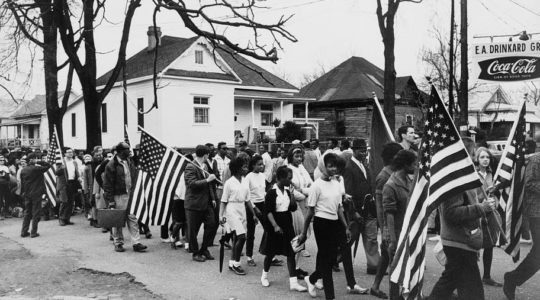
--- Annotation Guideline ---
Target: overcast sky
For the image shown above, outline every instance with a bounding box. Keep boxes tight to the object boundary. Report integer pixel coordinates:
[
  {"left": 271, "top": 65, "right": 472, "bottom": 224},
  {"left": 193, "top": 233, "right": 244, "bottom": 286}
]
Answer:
[{"left": 2, "top": 0, "right": 540, "bottom": 99}]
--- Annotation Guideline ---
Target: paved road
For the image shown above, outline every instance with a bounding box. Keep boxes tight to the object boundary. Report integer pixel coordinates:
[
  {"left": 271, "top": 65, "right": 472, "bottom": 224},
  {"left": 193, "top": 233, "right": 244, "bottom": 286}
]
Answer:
[{"left": 0, "top": 214, "right": 538, "bottom": 300}]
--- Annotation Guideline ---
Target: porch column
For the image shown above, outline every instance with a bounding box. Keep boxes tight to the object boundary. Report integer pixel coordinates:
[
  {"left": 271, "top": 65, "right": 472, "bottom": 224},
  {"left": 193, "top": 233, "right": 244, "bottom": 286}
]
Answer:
[
  {"left": 280, "top": 101, "right": 284, "bottom": 122},
  {"left": 251, "top": 99, "right": 255, "bottom": 128},
  {"left": 304, "top": 101, "right": 309, "bottom": 123}
]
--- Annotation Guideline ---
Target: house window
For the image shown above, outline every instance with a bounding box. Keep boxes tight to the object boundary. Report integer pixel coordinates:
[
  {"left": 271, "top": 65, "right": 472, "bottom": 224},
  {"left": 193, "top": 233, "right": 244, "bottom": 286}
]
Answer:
[
  {"left": 195, "top": 50, "right": 203, "bottom": 64},
  {"left": 293, "top": 104, "right": 305, "bottom": 118},
  {"left": 260, "top": 104, "right": 273, "bottom": 126},
  {"left": 28, "top": 125, "right": 35, "bottom": 139},
  {"left": 336, "top": 109, "right": 345, "bottom": 136},
  {"left": 194, "top": 96, "right": 210, "bottom": 124},
  {"left": 102, "top": 103, "right": 108, "bottom": 133},
  {"left": 137, "top": 98, "right": 144, "bottom": 128},
  {"left": 405, "top": 114, "right": 413, "bottom": 125},
  {"left": 71, "top": 113, "right": 76, "bottom": 137}
]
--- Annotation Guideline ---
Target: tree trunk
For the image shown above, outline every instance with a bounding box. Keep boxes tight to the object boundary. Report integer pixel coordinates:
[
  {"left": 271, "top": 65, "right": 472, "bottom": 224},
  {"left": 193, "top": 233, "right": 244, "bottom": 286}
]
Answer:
[
  {"left": 82, "top": 84, "right": 102, "bottom": 152},
  {"left": 382, "top": 22, "right": 397, "bottom": 133}
]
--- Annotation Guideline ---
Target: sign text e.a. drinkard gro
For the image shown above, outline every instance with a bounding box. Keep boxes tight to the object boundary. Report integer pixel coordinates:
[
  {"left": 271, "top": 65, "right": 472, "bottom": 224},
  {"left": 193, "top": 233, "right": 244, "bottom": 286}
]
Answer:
[{"left": 473, "top": 40, "right": 540, "bottom": 82}]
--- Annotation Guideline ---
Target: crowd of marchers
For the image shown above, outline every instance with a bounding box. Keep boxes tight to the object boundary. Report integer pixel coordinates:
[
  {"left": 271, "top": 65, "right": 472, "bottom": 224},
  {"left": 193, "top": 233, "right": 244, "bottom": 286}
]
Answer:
[{"left": 0, "top": 124, "right": 538, "bottom": 300}]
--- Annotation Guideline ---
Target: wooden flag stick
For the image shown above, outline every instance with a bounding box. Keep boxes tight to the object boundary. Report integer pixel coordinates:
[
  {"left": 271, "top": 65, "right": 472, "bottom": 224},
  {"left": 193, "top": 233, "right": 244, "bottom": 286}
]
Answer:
[
  {"left": 372, "top": 92, "right": 395, "bottom": 142},
  {"left": 137, "top": 126, "right": 223, "bottom": 184}
]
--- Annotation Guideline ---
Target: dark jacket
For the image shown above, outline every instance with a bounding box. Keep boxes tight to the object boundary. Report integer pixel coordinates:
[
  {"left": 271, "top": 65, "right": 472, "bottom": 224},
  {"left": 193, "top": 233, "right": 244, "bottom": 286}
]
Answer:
[
  {"left": 205, "top": 158, "right": 220, "bottom": 199},
  {"left": 103, "top": 156, "right": 137, "bottom": 203},
  {"left": 375, "top": 166, "right": 393, "bottom": 229},
  {"left": 343, "top": 157, "right": 374, "bottom": 218},
  {"left": 55, "top": 160, "right": 80, "bottom": 202},
  {"left": 440, "top": 189, "right": 489, "bottom": 252},
  {"left": 20, "top": 162, "right": 51, "bottom": 199},
  {"left": 524, "top": 153, "right": 540, "bottom": 218},
  {"left": 382, "top": 170, "right": 413, "bottom": 238},
  {"left": 184, "top": 161, "right": 213, "bottom": 211}
]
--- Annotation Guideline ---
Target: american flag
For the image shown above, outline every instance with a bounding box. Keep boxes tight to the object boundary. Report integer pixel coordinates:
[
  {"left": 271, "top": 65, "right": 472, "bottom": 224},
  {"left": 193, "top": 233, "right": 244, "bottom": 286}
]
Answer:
[
  {"left": 43, "top": 128, "right": 63, "bottom": 207},
  {"left": 129, "top": 130, "right": 188, "bottom": 225},
  {"left": 389, "top": 86, "right": 483, "bottom": 299},
  {"left": 493, "top": 100, "right": 526, "bottom": 262},
  {"left": 124, "top": 125, "right": 131, "bottom": 146}
]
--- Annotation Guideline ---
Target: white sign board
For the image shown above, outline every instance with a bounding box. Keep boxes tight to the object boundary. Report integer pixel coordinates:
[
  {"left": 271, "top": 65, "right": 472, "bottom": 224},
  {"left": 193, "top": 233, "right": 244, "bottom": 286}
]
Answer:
[{"left": 472, "top": 40, "right": 540, "bottom": 82}]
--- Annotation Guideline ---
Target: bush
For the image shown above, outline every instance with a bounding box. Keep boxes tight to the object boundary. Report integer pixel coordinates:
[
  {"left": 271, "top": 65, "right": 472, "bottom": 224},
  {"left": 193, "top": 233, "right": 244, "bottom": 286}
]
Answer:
[{"left": 276, "top": 121, "right": 303, "bottom": 143}]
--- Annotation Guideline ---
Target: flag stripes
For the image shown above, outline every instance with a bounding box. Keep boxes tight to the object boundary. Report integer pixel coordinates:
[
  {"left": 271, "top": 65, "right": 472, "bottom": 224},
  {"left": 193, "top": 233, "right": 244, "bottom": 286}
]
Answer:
[
  {"left": 493, "top": 100, "right": 526, "bottom": 263},
  {"left": 128, "top": 130, "right": 188, "bottom": 226},
  {"left": 390, "top": 86, "right": 482, "bottom": 299},
  {"left": 43, "top": 128, "right": 62, "bottom": 207}
]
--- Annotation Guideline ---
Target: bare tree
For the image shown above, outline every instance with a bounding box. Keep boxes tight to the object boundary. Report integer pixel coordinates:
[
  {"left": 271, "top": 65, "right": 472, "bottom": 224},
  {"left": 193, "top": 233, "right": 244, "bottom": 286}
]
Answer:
[
  {"left": 525, "top": 81, "right": 540, "bottom": 106},
  {"left": 298, "top": 62, "right": 326, "bottom": 88},
  {"left": 1, "top": 0, "right": 75, "bottom": 145}
]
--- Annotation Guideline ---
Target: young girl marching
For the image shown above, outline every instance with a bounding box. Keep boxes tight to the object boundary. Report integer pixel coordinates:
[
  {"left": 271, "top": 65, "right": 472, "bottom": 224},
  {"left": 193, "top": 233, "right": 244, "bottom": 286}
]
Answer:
[
  {"left": 260, "top": 166, "right": 307, "bottom": 292},
  {"left": 219, "top": 157, "right": 256, "bottom": 275}
]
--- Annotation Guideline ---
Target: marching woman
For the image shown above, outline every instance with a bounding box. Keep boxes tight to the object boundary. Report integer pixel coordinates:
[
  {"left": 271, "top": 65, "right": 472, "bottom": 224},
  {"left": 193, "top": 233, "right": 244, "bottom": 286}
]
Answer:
[
  {"left": 259, "top": 166, "right": 307, "bottom": 292},
  {"left": 219, "top": 157, "right": 256, "bottom": 275},
  {"left": 475, "top": 147, "right": 503, "bottom": 287},
  {"left": 287, "top": 147, "right": 313, "bottom": 278},
  {"left": 245, "top": 155, "right": 266, "bottom": 266},
  {"left": 298, "top": 153, "right": 349, "bottom": 300}
]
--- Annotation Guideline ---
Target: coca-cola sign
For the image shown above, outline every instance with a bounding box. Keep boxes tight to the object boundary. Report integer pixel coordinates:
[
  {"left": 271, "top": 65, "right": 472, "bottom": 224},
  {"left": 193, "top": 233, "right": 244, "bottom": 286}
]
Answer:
[{"left": 478, "top": 56, "right": 540, "bottom": 81}]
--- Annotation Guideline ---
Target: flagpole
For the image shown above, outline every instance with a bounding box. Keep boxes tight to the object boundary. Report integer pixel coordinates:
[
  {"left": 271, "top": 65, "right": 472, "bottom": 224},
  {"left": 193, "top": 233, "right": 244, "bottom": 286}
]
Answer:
[
  {"left": 137, "top": 125, "right": 223, "bottom": 184},
  {"left": 53, "top": 125, "right": 69, "bottom": 182},
  {"left": 372, "top": 92, "right": 395, "bottom": 142}
]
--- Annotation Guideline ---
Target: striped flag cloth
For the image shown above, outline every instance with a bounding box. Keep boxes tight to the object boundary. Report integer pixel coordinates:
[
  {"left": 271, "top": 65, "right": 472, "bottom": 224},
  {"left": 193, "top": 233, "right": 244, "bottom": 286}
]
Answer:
[
  {"left": 389, "top": 86, "right": 482, "bottom": 299},
  {"left": 44, "top": 129, "right": 62, "bottom": 207},
  {"left": 493, "top": 100, "right": 526, "bottom": 262},
  {"left": 129, "top": 130, "right": 188, "bottom": 225}
]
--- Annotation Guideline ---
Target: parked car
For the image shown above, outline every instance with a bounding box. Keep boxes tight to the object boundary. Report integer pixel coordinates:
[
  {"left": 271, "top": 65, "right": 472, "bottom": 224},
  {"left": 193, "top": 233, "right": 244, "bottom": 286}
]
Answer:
[{"left": 486, "top": 140, "right": 506, "bottom": 160}]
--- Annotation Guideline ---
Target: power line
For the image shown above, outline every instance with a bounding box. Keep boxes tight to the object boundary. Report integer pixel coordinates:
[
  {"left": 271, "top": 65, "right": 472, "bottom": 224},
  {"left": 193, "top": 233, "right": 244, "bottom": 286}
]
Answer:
[
  {"left": 506, "top": 0, "right": 540, "bottom": 17},
  {"left": 476, "top": 0, "right": 520, "bottom": 31}
]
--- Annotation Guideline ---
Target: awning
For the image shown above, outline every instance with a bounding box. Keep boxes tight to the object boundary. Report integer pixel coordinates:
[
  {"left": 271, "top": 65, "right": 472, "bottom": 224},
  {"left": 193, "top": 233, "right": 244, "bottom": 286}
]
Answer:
[
  {"left": 0, "top": 118, "right": 41, "bottom": 126},
  {"left": 234, "top": 89, "right": 315, "bottom": 102},
  {"left": 477, "top": 112, "right": 540, "bottom": 123}
]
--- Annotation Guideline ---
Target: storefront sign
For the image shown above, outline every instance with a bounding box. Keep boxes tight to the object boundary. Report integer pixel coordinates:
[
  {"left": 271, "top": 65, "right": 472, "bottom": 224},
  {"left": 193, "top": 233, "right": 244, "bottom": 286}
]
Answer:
[{"left": 472, "top": 40, "right": 540, "bottom": 82}]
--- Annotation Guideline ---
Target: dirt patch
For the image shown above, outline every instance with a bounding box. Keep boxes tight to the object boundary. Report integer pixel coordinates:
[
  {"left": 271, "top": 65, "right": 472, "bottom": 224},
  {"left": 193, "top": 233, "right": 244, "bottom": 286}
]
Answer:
[{"left": 0, "top": 237, "right": 162, "bottom": 299}]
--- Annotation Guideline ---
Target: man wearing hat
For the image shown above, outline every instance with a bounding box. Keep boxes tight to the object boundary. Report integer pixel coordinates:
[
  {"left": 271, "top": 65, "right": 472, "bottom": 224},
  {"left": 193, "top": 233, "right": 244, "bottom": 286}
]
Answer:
[
  {"left": 342, "top": 139, "right": 380, "bottom": 275},
  {"left": 103, "top": 142, "right": 147, "bottom": 252},
  {"left": 20, "top": 153, "right": 51, "bottom": 238}
]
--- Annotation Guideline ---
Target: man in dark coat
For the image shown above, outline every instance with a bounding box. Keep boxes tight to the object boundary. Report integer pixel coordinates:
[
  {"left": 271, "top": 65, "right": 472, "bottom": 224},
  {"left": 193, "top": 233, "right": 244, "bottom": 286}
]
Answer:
[
  {"left": 343, "top": 139, "right": 380, "bottom": 274},
  {"left": 55, "top": 148, "right": 81, "bottom": 226},
  {"left": 20, "top": 153, "right": 51, "bottom": 238},
  {"left": 184, "top": 145, "right": 218, "bottom": 262}
]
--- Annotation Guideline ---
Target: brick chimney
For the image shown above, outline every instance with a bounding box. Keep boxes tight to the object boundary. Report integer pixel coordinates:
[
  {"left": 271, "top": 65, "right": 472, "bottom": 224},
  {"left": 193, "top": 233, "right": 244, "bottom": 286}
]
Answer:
[{"left": 147, "top": 26, "right": 162, "bottom": 51}]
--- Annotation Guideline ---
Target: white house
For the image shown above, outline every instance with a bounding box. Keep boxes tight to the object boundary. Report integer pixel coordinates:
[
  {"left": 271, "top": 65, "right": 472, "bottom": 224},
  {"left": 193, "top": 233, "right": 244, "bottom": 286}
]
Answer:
[
  {"left": 63, "top": 27, "right": 315, "bottom": 149},
  {"left": 0, "top": 92, "right": 78, "bottom": 149}
]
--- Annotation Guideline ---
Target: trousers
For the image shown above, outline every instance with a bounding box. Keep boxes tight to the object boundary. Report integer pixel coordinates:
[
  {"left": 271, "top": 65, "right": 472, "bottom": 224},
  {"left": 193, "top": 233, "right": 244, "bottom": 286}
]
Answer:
[
  {"left": 21, "top": 196, "right": 42, "bottom": 235},
  {"left": 429, "top": 246, "right": 484, "bottom": 300},
  {"left": 59, "top": 180, "right": 78, "bottom": 222},
  {"left": 185, "top": 207, "right": 216, "bottom": 255},
  {"left": 505, "top": 217, "right": 540, "bottom": 287},
  {"left": 111, "top": 194, "right": 141, "bottom": 246}
]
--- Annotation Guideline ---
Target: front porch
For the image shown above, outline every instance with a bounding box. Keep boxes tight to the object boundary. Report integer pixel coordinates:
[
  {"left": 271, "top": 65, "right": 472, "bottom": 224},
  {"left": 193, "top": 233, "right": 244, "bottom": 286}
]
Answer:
[
  {"left": 234, "top": 89, "right": 317, "bottom": 143},
  {"left": 0, "top": 118, "right": 42, "bottom": 149}
]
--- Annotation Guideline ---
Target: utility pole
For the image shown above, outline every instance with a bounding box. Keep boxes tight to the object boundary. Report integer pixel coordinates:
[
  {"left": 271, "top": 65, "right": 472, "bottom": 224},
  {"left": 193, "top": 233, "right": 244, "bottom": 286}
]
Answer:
[
  {"left": 459, "top": 0, "right": 468, "bottom": 134},
  {"left": 449, "top": 0, "right": 455, "bottom": 118}
]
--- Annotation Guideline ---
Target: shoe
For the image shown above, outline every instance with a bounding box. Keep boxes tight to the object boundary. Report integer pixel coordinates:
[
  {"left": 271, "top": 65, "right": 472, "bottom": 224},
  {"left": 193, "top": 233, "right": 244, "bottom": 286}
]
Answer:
[
  {"left": 193, "top": 254, "right": 206, "bottom": 262},
  {"left": 21, "top": 232, "right": 30, "bottom": 238},
  {"left": 296, "top": 268, "right": 309, "bottom": 277},
  {"left": 174, "top": 241, "right": 184, "bottom": 248},
  {"left": 315, "top": 279, "right": 323, "bottom": 290},
  {"left": 332, "top": 264, "right": 341, "bottom": 272},
  {"left": 145, "top": 232, "right": 152, "bottom": 239},
  {"left": 115, "top": 245, "right": 125, "bottom": 252},
  {"left": 304, "top": 276, "right": 317, "bottom": 297},
  {"left": 202, "top": 250, "right": 215, "bottom": 260},
  {"left": 66, "top": 221, "right": 74, "bottom": 225},
  {"left": 503, "top": 273, "right": 516, "bottom": 300},
  {"left": 59, "top": 220, "right": 66, "bottom": 226},
  {"left": 261, "top": 271, "right": 270, "bottom": 287},
  {"left": 271, "top": 258, "right": 284, "bottom": 266},
  {"left": 231, "top": 265, "right": 246, "bottom": 275},
  {"left": 102, "top": 228, "right": 109, "bottom": 233},
  {"left": 223, "top": 241, "right": 232, "bottom": 249},
  {"left": 247, "top": 258, "right": 257, "bottom": 267},
  {"left": 483, "top": 277, "right": 503, "bottom": 287},
  {"left": 302, "top": 250, "right": 311, "bottom": 257},
  {"left": 347, "top": 284, "right": 368, "bottom": 294},
  {"left": 370, "top": 288, "right": 388, "bottom": 299},
  {"left": 367, "top": 268, "right": 377, "bottom": 275},
  {"left": 520, "top": 238, "right": 532, "bottom": 244},
  {"left": 30, "top": 233, "right": 40, "bottom": 238},
  {"left": 161, "top": 237, "right": 172, "bottom": 243},
  {"left": 133, "top": 243, "right": 147, "bottom": 252},
  {"left": 289, "top": 277, "right": 307, "bottom": 292}
]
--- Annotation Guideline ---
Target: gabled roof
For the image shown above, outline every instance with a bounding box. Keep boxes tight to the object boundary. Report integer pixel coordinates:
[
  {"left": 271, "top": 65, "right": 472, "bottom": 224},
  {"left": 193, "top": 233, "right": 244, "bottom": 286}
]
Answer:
[
  {"left": 10, "top": 95, "right": 46, "bottom": 118},
  {"left": 95, "top": 35, "right": 296, "bottom": 90},
  {"left": 0, "top": 98, "right": 20, "bottom": 119},
  {"left": 469, "top": 85, "right": 517, "bottom": 112},
  {"left": 299, "top": 57, "right": 385, "bottom": 102}
]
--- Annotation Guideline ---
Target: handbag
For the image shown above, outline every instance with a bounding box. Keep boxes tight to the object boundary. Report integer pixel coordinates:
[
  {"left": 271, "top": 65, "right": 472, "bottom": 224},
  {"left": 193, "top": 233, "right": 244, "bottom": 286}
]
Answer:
[{"left": 96, "top": 208, "right": 126, "bottom": 228}]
